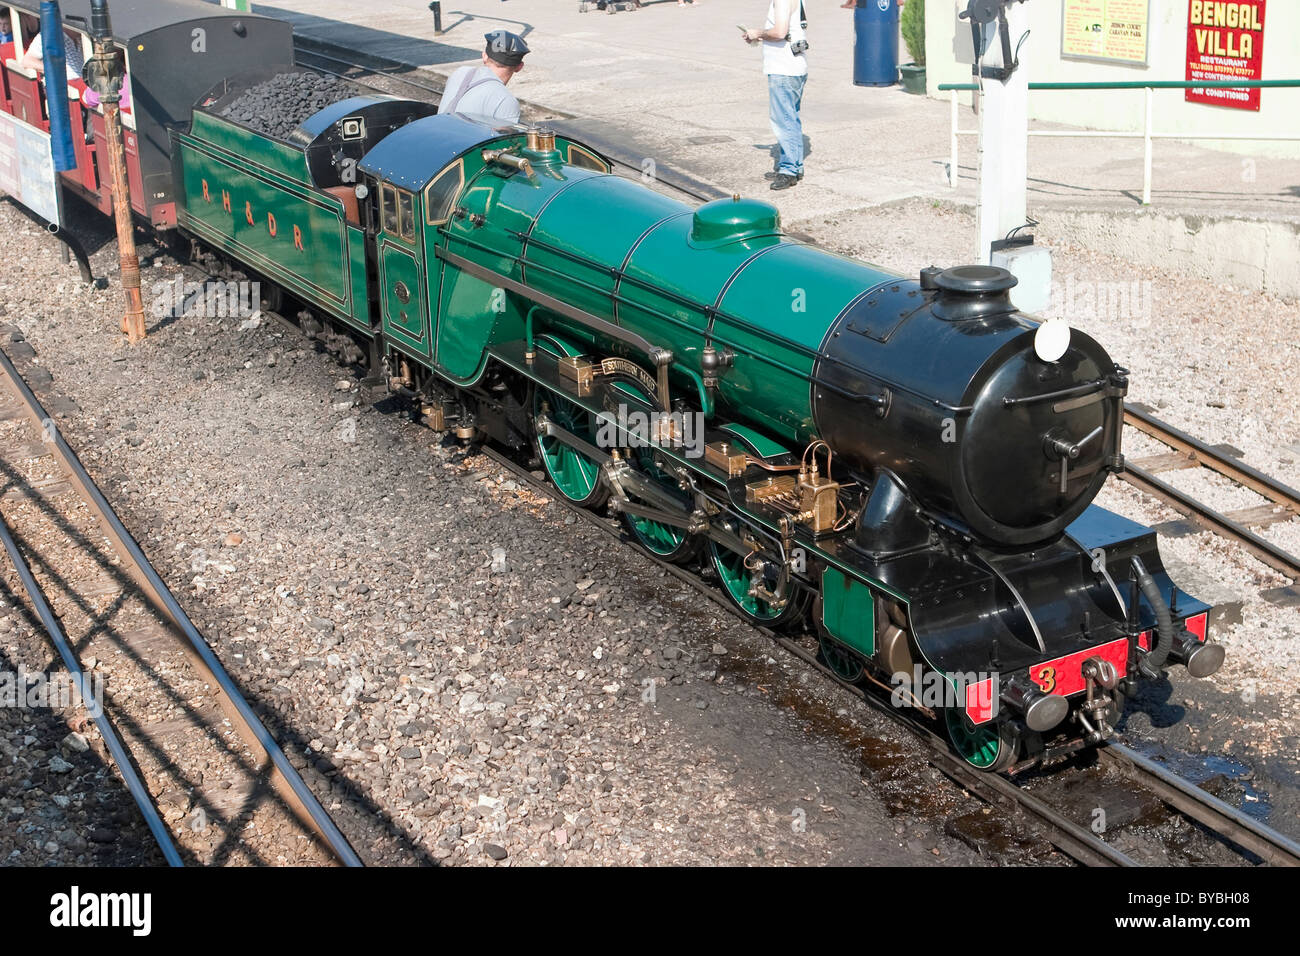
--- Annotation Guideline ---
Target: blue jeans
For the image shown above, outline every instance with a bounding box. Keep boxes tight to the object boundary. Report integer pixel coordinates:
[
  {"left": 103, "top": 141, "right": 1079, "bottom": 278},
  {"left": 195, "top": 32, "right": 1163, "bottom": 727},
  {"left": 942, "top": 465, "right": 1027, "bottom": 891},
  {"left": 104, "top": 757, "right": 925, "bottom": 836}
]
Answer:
[{"left": 768, "top": 73, "right": 806, "bottom": 176}]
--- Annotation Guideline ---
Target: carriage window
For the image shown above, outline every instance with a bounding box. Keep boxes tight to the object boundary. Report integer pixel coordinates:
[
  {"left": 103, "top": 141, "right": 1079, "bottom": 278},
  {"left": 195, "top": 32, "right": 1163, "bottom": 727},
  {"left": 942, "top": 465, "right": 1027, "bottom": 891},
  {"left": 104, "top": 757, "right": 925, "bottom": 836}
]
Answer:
[
  {"left": 425, "top": 161, "right": 464, "bottom": 226},
  {"left": 380, "top": 184, "right": 399, "bottom": 235},
  {"left": 567, "top": 145, "right": 610, "bottom": 173},
  {"left": 397, "top": 189, "right": 416, "bottom": 242}
]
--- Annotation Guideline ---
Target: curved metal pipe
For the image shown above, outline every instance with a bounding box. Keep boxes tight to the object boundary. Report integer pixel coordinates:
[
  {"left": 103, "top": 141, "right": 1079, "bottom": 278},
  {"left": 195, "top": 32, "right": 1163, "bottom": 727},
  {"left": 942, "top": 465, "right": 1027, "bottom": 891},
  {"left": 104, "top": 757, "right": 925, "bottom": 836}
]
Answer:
[{"left": 1132, "top": 556, "right": 1173, "bottom": 674}]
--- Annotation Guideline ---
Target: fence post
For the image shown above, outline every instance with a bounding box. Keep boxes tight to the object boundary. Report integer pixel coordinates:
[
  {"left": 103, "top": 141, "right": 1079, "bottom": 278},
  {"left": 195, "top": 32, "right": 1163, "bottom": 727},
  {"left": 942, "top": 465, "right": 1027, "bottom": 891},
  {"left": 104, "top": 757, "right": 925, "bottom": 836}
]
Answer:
[
  {"left": 950, "top": 88, "right": 959, "bottom": 188},
  {"left": 1142, "top": 86, "right": 1153, "bottom": 205}
]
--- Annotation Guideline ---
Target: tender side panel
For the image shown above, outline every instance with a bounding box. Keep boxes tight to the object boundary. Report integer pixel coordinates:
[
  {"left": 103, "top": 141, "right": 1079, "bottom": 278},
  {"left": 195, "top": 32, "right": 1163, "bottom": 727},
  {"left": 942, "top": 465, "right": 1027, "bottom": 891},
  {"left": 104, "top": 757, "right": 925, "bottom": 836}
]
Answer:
[
  {"left": 175, "top": 133, "right": 360, "bottom": 327},
  {"left": 189, "top": 112, "right": 312, "bottom": 185}
]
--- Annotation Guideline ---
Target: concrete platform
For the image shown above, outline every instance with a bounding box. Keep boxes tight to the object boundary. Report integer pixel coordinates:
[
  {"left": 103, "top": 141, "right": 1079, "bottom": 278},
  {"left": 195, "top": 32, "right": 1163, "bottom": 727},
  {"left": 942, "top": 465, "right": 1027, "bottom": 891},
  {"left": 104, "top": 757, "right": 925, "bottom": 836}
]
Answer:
[{"left": 254, "top": 0, "right": 1300, "bottom": 296}]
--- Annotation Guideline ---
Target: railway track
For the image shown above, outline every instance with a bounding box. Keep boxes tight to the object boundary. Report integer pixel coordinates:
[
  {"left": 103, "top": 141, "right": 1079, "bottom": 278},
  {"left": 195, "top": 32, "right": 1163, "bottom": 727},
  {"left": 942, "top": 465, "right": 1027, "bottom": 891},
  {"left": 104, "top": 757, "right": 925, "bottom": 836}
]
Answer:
[
  {"left": 1121, "top": 405, "right": 1300, "bottom": 584},
  {"left": 292, "top": 40, "right": 448, "bottom": 103},
  {"left": 1099, "top": 743, "right": 1300, "bottom": 867},
  {"left": 0, "top": 345, "right": 361, "bottom": 867}
]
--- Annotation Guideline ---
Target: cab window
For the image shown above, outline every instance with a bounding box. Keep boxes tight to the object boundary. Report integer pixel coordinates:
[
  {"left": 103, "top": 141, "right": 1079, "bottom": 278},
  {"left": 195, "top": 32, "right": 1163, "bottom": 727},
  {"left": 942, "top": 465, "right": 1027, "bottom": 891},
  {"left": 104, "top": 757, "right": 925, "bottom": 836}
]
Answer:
[
  {"left": 381, "top": 184, "right": 399, "bottom": 234},
  {"left": 397, "top": 190, "right": 416, "bottom": 241},
  {"left": 381, "top": 183, "right": 417, "bottom": 243},
  {"left": 425, "top": 161, "right": 464, "bottom": 226}
]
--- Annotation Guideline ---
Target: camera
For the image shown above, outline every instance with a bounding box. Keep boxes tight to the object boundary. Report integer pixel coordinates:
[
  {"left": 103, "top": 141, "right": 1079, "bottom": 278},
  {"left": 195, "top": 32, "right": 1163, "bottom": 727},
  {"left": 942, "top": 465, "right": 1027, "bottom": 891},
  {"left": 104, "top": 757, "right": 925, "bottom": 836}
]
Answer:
[{"left": 790, "top": 39, "right": 809, "bottom": 55}]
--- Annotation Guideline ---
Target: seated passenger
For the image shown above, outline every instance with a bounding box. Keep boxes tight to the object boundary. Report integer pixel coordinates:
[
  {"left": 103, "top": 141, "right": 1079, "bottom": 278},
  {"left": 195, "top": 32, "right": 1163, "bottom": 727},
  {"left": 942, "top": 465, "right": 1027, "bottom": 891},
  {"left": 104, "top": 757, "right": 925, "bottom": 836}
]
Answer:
[
  {"left": 19, "top": 27, "right": 82, "bottom": 82},
  {"left": 83, "top": 73, "right": 130, "bottom": 110}
]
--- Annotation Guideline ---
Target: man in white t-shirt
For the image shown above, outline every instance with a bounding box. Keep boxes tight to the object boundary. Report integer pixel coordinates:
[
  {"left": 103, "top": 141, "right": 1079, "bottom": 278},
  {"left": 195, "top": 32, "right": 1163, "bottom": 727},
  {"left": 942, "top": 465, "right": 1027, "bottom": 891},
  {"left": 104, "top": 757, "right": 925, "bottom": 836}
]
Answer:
[
  {"left": 744, "top": 0, "right": 808, "bottom": 191},
  {"left": 20, "top": 28, "right": 83, "bottom": 84},
  {"left": 440, "top": 30, "right": 530, "bottom": 125}
]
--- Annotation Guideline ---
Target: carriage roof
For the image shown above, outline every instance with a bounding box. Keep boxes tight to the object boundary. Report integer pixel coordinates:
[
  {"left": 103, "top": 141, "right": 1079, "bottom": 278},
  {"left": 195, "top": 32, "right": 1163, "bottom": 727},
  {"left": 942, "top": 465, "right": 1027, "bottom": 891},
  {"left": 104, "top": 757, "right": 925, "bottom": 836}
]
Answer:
[{"left": 6, "top": 0, "right": 283, "bottom": 43}]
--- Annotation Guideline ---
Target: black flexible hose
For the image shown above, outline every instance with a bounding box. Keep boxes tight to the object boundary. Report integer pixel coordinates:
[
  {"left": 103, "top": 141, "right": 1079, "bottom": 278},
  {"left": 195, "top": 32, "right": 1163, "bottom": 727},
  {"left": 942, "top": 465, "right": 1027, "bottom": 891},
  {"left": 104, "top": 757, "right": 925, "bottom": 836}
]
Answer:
[{"left": 1132, "top": 556, "right": 1173, "bottom": 675}]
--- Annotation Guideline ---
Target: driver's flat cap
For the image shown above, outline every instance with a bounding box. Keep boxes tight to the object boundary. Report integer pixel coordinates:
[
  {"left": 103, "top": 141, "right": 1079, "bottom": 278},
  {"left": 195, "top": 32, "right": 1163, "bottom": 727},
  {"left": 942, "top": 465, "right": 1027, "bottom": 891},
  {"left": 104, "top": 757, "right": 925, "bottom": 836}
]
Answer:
[{"left": 485, "top": 30, "right": 530, "bottom": 67}]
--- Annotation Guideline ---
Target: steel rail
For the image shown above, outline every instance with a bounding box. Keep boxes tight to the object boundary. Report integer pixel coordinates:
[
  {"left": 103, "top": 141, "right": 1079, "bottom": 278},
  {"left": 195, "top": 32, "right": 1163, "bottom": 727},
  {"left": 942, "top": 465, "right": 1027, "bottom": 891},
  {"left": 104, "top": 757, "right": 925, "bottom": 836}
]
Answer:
[
  {"left": 1101, "top": 743, "right": 1300, "bottom": 867},
  {"left": 1125, "top": 405, "right": 1300, "bottom": 515},
  {"left": 1119, "top": 461, "right": 1300, "bottom": 580},
  {"left": 0, "top": 348, "right": 363, "bottom": 867},
  {"left": 0, "top": 511, "right": 184, "bottom": 866},
  {"left": 292, "top": 43, "right": 444, "bottom": 99}
]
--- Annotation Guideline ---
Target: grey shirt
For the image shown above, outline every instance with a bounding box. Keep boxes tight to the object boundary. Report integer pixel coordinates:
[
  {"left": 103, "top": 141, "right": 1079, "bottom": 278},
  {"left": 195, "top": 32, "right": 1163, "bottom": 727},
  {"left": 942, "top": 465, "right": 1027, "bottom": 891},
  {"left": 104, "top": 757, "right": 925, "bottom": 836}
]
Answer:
[{"left": 440, "top": 65, "right": 520, "bottom": 124}]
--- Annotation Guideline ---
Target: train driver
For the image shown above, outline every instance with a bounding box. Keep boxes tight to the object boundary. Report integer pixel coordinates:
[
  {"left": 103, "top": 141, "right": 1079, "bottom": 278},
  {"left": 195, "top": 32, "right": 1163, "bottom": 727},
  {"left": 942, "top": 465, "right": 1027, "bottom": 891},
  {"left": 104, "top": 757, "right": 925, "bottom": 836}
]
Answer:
[{"left": 440, "top": 30, "right": 530, "bottom": 125}]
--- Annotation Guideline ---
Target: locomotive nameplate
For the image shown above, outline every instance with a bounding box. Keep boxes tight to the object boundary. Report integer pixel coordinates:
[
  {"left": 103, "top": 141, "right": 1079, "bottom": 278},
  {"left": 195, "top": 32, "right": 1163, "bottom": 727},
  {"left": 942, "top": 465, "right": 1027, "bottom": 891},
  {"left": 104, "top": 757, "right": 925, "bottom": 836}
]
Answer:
[{"left": 599, "top": 357, "right": 659, "bottom": 400}]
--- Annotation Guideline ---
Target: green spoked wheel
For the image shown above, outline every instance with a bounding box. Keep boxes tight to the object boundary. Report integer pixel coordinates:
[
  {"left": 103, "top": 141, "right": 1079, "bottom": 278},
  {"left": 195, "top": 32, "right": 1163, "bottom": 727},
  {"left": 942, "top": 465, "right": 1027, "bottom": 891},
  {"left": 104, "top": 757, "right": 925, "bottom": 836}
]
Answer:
[
  {"left": 534, "top": 385, "right": 608, "bottom": 507},
  {"left": 709, "top": 537, "right": 809, "bottom": 629},
  {"left": 533, "top": 338, "right": 608, "bottom": 509},
  {"left": 944, "top": 707, "right": 1017, "bottom": 773},
  {"left": 819, "top": 633, "right": 865, "bottom": 683},
  {"left": 609, "top": 382, "right": 699, "bottom": 563},
  {"left": 625, "top": 481, "right": 698, "bottom": 561}
]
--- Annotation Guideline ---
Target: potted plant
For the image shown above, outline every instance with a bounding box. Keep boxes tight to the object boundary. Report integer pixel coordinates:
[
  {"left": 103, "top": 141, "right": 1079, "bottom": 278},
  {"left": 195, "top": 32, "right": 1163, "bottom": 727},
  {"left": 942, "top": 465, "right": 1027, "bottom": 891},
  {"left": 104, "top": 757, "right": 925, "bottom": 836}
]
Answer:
[{"left": 899, "top": 0, "right": 926, "bottom": 94}]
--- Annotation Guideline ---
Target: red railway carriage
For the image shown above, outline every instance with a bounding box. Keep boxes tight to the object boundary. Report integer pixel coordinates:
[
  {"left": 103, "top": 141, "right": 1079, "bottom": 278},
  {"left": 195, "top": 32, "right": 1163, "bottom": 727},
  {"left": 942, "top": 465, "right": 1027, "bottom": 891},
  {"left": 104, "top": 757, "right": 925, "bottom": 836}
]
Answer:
[{"left": 2, "top": 0, "right": 292, "bottom": 227}]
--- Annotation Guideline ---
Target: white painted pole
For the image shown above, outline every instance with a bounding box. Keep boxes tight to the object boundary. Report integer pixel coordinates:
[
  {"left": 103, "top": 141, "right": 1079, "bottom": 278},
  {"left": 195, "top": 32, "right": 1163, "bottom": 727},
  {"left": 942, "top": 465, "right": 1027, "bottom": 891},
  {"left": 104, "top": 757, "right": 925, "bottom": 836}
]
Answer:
[
  {"left": 950, "top": 89, "right": 959, "bottom": 188},
  {"left": 1142, "top": 86, "right": 1154, "bottom": 205},
  {"left": 975, "top": 3, "right": 1030, "bottom": 265}
]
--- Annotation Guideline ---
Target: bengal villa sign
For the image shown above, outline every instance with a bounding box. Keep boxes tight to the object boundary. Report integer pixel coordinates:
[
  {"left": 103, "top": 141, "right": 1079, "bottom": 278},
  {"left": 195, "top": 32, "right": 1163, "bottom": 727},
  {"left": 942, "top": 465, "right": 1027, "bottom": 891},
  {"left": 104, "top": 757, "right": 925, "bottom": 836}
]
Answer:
[{"left": 1186, "top": 1, "right": 1267, "bottom": 111}]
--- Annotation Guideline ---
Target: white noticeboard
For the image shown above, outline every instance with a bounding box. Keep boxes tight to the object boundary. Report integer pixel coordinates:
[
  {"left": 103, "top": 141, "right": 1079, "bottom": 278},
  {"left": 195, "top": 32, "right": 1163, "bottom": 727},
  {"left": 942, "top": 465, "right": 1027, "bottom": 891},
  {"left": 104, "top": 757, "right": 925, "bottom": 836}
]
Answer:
[{"left": 0, "top": 110, "right": 61, "bottom": 225}]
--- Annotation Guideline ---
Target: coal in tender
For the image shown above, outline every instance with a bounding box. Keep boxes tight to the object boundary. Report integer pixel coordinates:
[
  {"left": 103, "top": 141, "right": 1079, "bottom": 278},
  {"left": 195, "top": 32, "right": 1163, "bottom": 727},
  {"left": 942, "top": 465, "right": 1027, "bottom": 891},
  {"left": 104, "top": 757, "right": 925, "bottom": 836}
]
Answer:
[{"left": 219, "top": 71, "right": 364, "bottom": 140}]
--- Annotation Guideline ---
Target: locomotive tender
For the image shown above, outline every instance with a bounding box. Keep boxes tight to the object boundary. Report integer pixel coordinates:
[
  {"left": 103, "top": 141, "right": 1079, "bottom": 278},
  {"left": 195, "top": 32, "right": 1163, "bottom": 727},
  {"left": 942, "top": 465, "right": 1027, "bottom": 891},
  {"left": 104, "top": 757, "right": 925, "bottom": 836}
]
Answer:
[{"left": 1, "top": 0, "right": 1225, "bottom": 772}]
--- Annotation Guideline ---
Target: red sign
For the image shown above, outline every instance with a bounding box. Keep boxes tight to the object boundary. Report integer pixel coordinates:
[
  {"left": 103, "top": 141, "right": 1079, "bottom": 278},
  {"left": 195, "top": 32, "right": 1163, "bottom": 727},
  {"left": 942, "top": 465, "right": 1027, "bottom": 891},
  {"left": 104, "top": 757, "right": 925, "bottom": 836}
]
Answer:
[{"left": 1185, "top": 1, "right": 1267, "bottom": 111}]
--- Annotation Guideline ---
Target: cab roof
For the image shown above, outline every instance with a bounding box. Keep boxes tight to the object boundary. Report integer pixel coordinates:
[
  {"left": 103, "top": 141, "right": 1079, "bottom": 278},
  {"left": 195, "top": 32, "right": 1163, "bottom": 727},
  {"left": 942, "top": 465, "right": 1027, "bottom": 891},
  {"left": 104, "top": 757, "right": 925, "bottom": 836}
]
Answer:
[{"left": 358, "top": 112, "right": 516, "bottom": 192}]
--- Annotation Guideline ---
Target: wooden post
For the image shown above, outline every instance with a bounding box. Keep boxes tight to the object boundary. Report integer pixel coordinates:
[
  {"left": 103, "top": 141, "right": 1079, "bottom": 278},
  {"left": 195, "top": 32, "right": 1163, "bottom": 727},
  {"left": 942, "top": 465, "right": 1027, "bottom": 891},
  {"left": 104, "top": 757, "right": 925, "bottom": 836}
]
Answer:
[
  {"left": 85, "top": 0, "right": 144, "bottom": 342},
  {"left": 101, "top": 86, "right": 144, "bottom": 342}
]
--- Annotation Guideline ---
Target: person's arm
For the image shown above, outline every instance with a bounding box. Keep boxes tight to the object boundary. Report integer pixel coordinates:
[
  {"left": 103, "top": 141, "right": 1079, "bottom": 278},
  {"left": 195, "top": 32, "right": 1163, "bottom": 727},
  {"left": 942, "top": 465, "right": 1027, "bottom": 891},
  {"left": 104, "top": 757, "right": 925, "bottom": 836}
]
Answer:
[
  {"left": 745, "top": 0, "right": 791, "bottom": 43},
  {"left": 18, "top": 33, "right": 42, "bottom": 72}
]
